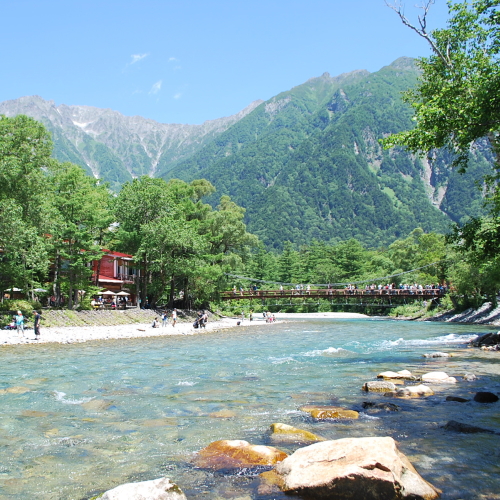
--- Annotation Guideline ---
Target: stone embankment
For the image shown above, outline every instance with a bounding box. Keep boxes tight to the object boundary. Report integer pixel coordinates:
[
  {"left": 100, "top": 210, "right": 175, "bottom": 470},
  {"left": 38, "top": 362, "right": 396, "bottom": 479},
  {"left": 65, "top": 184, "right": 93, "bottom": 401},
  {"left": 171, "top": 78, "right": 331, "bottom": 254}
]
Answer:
[{"left": 427, "top": 301, "right": 500, "bottom": 326}]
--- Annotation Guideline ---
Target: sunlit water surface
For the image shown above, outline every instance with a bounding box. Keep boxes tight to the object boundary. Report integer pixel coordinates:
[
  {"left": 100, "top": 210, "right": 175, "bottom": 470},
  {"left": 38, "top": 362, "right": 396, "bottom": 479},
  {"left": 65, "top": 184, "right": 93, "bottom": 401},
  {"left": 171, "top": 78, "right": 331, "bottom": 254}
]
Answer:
[{"left": 1, "top": 318, "right": 499, "bottom": 499}]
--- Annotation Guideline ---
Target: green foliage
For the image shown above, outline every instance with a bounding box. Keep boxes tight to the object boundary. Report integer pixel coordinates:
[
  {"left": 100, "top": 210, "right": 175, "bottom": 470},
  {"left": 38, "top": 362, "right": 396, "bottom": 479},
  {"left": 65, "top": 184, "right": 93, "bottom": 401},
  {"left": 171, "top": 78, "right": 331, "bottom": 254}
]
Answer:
[{"left": 383, "top": 1, "right": 500, "bottom": 174}]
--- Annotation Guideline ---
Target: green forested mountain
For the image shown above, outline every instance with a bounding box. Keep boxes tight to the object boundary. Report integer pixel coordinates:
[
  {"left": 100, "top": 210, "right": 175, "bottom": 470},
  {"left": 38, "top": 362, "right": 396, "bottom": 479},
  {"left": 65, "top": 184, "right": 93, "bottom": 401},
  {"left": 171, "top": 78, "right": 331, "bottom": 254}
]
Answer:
[
  {"left": 0, "top": 58, "right": 492, "bottom": 248},
  {"left": 164, "top": 58, "right": 491, "bottom": 248}
]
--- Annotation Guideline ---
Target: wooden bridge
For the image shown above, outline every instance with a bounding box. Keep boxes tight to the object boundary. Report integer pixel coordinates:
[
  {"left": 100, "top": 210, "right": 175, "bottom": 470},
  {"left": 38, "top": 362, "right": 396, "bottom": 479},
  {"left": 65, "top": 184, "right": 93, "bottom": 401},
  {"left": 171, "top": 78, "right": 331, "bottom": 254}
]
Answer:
[{"left": 220, "top": 288, "right": 445, "bottom": 303}]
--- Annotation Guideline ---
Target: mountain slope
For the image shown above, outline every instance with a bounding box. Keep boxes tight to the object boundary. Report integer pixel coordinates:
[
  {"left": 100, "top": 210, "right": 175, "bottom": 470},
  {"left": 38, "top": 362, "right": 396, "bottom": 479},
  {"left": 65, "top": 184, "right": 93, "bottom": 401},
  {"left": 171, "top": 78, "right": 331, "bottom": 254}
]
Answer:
[
  {"left": 164, "top": 57, "right": 491, "bottom": 248},
  {"left": 0, "top": 96, "right": 262, "bottom": 190}
]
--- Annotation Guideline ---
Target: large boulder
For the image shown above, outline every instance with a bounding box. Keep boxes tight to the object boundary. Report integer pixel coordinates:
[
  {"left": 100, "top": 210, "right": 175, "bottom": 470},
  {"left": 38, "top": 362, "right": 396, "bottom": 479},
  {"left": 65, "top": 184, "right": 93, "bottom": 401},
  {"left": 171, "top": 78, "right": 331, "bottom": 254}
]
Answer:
[
  {"left": 300, "top": 405, "right": 359, "bottom": 420},
  {"left": 421, "top": 372, "right": 457, "bottom": 384},
  {"left": 269, "top": 437, "right": 440, "bottom": 499},
  {"left": 193, "top": 439, "right": 287, "bottom": 470},
  {"left": 100, "top": 477, "right": 186, "bottom": 500},
  {"left": 362, "top": 381, "right": 396, "bottom": 392},
  {"left": 269, "top": 423, "right": 326, "bottom": 443}
]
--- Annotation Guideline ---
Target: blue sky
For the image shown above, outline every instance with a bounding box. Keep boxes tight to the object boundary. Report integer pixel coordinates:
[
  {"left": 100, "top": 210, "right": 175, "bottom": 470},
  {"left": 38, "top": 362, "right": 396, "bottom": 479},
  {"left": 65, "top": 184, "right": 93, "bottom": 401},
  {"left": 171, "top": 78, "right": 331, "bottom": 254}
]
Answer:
[{"left": 1, "top": 0, "right": 451, "bottom": 124}]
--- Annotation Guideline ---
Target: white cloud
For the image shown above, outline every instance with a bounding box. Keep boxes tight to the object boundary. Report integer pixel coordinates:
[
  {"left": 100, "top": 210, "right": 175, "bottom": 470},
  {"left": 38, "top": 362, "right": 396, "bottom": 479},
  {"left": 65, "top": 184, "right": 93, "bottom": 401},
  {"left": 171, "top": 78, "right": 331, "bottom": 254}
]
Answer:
[
  {"left": 150, "top": 80, "right": 162, "bottom": 94},
  {"left": 168, "top": 57, "right": 178, "bottom": 62},
  {"left": 173, "top": 92, "right": 182, "bottom": 99},
  {"left": 131, "top": 53, "right": 149, "bottom": 64}
]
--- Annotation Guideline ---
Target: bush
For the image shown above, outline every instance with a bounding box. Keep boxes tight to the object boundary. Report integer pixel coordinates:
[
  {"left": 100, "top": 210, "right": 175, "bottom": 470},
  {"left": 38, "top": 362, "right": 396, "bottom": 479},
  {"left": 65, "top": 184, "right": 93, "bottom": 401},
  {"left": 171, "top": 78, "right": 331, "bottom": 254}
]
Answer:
[{"left": 0, "top": 299, "right": 42, "bottom": 314}]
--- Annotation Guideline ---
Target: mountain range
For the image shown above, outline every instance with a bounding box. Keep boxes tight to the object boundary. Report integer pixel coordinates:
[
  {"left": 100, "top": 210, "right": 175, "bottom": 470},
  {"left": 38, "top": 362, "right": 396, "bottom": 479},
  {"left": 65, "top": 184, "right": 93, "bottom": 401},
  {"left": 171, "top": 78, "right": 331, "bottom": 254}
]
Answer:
[{"left": 0, "top": 57, "right": 492, "bottom": 248}]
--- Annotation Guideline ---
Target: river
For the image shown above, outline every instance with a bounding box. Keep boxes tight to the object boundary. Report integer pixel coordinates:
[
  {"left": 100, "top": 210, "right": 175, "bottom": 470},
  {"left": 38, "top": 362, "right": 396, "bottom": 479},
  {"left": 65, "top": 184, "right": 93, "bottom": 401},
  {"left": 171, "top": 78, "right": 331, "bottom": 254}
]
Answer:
[{"left": 0, "top": 318, "right": 499, "bottom": 499}]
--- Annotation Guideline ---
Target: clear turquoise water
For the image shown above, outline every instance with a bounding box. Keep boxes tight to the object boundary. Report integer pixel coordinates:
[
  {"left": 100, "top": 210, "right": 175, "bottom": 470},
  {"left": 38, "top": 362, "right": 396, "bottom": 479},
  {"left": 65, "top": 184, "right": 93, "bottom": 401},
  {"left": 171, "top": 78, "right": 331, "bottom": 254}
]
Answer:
[{"left": 0, "top": 318, "right": 499, "bottom": 499}]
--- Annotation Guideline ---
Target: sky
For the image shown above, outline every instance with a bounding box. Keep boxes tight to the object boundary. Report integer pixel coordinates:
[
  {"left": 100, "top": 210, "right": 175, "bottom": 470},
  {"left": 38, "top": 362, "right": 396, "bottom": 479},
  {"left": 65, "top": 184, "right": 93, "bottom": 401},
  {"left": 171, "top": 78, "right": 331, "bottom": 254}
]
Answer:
[{"left": 1, "top": 0, "right": 451, "bottom": 125}]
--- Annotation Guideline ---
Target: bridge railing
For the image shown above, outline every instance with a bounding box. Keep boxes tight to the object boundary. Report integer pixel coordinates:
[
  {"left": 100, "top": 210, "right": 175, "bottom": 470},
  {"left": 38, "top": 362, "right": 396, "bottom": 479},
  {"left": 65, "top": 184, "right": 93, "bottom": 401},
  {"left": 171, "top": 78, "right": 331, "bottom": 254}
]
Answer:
[{"left": 220, "top": 288, "right": 446, "bottom": 300}]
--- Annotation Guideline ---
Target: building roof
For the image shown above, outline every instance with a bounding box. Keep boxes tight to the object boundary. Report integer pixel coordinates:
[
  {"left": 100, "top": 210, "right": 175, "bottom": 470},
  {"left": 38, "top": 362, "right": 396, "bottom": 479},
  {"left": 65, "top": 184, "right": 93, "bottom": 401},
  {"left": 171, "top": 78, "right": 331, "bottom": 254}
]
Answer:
[{"left": 101, "top": 250, "right": 134, "bottom": 260}]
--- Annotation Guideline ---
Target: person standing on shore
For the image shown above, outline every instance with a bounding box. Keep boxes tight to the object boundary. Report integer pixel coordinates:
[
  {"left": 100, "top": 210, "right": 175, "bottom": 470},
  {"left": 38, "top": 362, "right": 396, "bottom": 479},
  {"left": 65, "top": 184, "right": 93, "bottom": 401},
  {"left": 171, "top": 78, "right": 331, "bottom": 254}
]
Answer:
[
  {"left": 162, "top": 311, "right": 168, "bottom": 327},
  {"left": 172, "top": 308, "right": 177, "bottom": 327},
  {"left": 15, "top": 310, "right": 24, "bottom": 337},
  {"left": 33, "top": 310, "right": 42, "bottom": 340}
]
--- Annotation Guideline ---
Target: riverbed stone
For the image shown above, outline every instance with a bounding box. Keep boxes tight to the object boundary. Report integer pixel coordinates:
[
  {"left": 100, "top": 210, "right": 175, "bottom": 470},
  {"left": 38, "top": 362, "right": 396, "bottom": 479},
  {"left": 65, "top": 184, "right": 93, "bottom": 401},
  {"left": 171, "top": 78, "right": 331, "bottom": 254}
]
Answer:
[
  {"left": 0, "top": 386, "right": 31, "bottom": 395},
  {"left": 300, "top": 405, "right": 359, "bottom": 420},
  {"left": 463, "top": 373, "right": 477, "bottom": 381},
  {"left": 443, "top": 420, "right": 495, "bottom": 434},
  {"left": 269, "top": 437, "right": 440, "bottom": 499},
  {"left": 423, "top": 352, "right": 452, "bottom": 358},
  {"left": 193, "top": 440, "right": 287, "bottom": 470},
  {"left": 421, "top": 372, "right": 457, "bottom": 384},
  {"left": 81, "top": 399, "right": 113, "bottom": 411},
  {"left": 269, "top": 423, "right": 326, "bottom": 443},
  {"left": 377, "top": 369, "right": 414, "bottom": 379},
  {"left": 473, "top": 392, "right": 499, "bottom": 403},
  {"left": 100, "top": 477, "right": 186, "bottom": 500},
  {"left": 386, "top": 384, "right": 434, "bottom": 398},
  {"left": 362, "top": 381, "right": 396, "bottom": 392}
]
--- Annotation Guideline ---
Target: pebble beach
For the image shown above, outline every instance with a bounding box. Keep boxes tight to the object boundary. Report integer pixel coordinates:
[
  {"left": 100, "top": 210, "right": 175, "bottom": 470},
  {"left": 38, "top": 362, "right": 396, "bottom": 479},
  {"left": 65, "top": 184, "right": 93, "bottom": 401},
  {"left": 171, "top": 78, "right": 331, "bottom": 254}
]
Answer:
[{"left": 1, "top": 312, "right": 369, "bottom": 345}]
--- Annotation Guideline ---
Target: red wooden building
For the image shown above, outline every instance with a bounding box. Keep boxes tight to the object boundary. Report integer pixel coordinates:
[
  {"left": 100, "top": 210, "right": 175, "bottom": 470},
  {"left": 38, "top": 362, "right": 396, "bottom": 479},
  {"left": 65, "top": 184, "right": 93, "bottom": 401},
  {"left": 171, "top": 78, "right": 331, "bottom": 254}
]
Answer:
[{"left": 92, "top": 250, "right": 138, "bottom": 305}]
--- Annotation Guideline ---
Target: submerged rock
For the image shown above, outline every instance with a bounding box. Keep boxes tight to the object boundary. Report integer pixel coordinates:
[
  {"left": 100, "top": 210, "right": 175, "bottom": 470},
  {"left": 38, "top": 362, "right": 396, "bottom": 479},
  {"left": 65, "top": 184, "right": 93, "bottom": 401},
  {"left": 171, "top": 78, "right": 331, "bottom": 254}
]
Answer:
[
  {"left": 470, "top": 332, "right": 500, "bottom": 347},
  {"left": 423, "top": 352, "right": 452, "bottom": 358},
  {"left": 362, "top": 381, "right": 396, "bottom": 392},
  {"left": 445, "top": 396, "right": 469, "bottom": 403},
  {"left": 473, "top": 392, "right": 499, "bottom": 403},
  {"left": 443, "top": 420, "right": 495, "bottom": 434},
  {"left": 268, "top": 437, "right": 441, "bottom": 499},
  {"left": 463, "top": 373, "right": 477, "bottom": 381},
  {"left": 361, "top": 402, "right": 401, "bottom": 412},
  {"left": 100, "top": 477, "right": 186, "bottom": 500},
  {"left": 300, "top": 405, "right": 359, "bottom": 420},
  {"left": 421, "top": 372, "right": 457, "bottom": 384},
  {"left": 193, "top": 439, "right": 287, "bottom": 470},
  {"left": 269, "top": 423, "right": 325, "bottom": 443},
  {"left": 377, "top": 369, "right": 414, "bottom": 380},
  {"left": 386, "top": 384, "right": 434, "bottom": 398}
]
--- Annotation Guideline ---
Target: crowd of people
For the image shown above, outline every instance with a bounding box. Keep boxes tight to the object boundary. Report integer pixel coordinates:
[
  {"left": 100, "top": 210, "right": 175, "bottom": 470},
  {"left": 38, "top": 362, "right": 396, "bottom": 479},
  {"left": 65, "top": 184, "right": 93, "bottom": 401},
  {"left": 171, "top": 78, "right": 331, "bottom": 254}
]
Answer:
[{"left": 231, "top": 282, "right": 447, "bottom": 295}]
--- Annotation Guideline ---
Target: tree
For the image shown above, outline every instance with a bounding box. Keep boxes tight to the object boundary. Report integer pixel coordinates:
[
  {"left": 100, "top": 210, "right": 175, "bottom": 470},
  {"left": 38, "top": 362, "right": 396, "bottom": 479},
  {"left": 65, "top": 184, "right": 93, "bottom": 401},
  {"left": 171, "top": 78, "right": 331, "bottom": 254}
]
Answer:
[
  {"left": 0, "top": 115, "right": 54, "bottom": 296},
  {"left": 383, "top": 0, "right": 500, "bottom": 175},
  {"left": 48, "top": 162, "right": 113, "bottom": 308}
]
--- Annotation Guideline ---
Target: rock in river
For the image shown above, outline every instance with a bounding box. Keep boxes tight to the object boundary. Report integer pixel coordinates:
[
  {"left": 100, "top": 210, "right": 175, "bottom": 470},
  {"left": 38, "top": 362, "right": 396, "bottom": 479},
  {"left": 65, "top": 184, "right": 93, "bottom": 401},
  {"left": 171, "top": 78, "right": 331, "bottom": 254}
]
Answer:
[
  {"left": 386, "top": 384, "right": 434, "bottom": 398},
  {"left": 300, "top": 405, "right": 359, "bottom": 419},
  {"left": 362, "top": 381, "right": 396, "bottom": 392},
  {"left": 266, "top": 436, "right": 441, "bottom": 499},
  {"left": 421, "top": 372, "right": 457, "bottom": 384},
  {"left": 100, "top": 477, "right": 186, "bottom": 500},
  {"left": 193, "top": 439, "right": 287, "bottom": 470},
  {"left": 269, "top": 423, "right": 325, "bottom": 443},
  {"left": 377, "top": 369, "right": 414, "bottom": 379},
  {"left": 443, "top": 420, "right": 495, "bottom": 434},
  {"left": 473, "top": 392, "right": 499, "bottom": 403}
]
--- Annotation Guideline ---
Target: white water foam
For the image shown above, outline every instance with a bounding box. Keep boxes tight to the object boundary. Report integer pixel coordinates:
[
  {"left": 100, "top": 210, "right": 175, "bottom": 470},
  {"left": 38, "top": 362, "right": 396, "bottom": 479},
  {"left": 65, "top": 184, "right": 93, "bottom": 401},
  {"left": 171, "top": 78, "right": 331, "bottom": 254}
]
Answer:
[
  {"left": 268, "top": 356, "right": 297, "bottom": 364},
  {"left": 376, "top": 333, "right": 478, "bottom": 350},
  {"left": 302, "top": 347, "right": 352, "bottom": 357},
  {"left": 53, "top": 390, "right": 92, "bottom": 405},
  {"left": 177, "top": 381, "right": 196, "bottom": 386}
]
